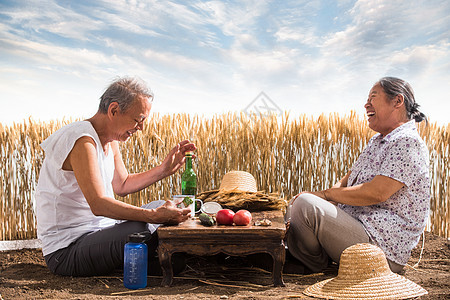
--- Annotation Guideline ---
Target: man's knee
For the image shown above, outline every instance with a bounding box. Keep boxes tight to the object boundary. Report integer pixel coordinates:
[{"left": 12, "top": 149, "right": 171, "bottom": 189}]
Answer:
[{"left": 118, "top": 221, "right": 148, "bottom": 235}]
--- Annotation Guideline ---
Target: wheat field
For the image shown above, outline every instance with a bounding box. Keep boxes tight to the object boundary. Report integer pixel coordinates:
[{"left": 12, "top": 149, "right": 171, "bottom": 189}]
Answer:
[{"left": 0, "top": 113, "right": 448, "bottom": 240}]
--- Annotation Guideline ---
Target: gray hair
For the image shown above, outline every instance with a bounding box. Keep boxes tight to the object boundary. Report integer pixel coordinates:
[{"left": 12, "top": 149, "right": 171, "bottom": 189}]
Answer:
[
  {"left": 98, "top": 77, "right": 153, "bottom": 114},
  {"left": 377, "top": 77, "right": 426, "bottom": 123}
]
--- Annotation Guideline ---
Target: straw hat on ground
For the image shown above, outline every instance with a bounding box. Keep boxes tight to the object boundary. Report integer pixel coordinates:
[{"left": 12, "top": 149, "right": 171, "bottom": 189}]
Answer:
[
  {"left": 196, "top": 170, "right": 286, "bottom": 211},
  {"left": 304, "top": 243, "right": 427, "bottom": 299}
]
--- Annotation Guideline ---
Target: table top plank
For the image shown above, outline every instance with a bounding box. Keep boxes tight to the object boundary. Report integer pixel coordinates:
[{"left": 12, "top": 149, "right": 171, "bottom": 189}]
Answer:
[{"left": 157, "top": 210, "right": 286, "bottom": 239}]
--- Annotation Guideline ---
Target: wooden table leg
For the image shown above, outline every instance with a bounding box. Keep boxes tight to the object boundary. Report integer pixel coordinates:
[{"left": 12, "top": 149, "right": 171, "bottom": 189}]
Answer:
[
  {"left": 158, "top": 244, "right": 173, "bottom": 287},
  {"left": 271, "top": 243, "right": 286, "bottom": 287}
]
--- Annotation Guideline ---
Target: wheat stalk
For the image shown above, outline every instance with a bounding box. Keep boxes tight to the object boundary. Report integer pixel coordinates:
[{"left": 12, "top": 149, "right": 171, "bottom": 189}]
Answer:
[{"left": 0, "top": 114, "right": 448, "bottom": 240}]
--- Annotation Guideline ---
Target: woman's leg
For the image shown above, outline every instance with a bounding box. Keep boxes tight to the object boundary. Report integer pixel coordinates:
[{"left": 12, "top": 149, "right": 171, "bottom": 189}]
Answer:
[{"left": 286, "top": 193, "right": 370, "bottom": 272}]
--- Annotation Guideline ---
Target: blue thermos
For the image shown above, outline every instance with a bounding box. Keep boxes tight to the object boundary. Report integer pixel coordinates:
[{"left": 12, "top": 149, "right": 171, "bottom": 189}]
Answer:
[{"left": 124, "top": 233, "right": 148, "bottom": 289}]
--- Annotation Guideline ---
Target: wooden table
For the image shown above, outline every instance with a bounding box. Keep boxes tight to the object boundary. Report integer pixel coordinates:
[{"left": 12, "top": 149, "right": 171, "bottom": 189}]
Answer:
[{"left": 157, "top": 210, "right": 286, "bottom": 287}]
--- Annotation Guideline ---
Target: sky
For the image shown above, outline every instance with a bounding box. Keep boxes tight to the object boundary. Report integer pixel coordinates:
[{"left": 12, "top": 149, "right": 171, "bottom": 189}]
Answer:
[{"left": 0, "top": 0, "right": 449, "bottom": 125}]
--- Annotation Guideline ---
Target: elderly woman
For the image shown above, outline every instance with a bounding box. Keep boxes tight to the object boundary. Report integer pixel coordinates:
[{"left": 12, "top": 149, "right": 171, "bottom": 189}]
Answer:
[
  {"left": 286, "top": 77, "right": 430, "bottom": 273},
  {"left": 35, "top": 77, "right": 193, "bottom": 276}
]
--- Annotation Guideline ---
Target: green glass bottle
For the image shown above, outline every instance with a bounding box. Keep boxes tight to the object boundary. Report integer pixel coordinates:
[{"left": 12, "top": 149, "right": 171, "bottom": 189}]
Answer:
[{"left": 181, "top": 151, "right": 197, "bottom": 196}]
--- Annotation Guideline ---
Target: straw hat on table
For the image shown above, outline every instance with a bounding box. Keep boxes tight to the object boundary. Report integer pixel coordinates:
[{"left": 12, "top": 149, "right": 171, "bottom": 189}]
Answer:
[
  {"left": 304, "top": 243, "right": 427, "bottom": 299},
  {"left": 196, "top": 170, "right": 286, "bottom": 211},
  {"left": 218, "top": 170, "right": 258, "bottom": 192}
]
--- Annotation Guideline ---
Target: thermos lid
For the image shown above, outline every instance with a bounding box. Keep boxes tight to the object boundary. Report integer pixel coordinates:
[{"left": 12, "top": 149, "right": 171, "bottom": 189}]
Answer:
[{"left": 127, "top": 233, "right": 146, "bottom": 243}]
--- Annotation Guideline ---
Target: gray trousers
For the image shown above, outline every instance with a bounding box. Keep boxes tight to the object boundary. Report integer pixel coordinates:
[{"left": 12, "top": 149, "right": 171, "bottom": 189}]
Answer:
[
  {"left": 45, "top": 200, "right": 164, "bottom": 276},
  {"left": 286, "top": 193, "right": 403, "bottom": 273}
]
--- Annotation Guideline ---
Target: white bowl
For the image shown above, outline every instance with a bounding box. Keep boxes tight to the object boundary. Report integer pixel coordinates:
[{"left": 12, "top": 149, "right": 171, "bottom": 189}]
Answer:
[{"left": 201, "top": 202, "right": 222, "bottom": 215}]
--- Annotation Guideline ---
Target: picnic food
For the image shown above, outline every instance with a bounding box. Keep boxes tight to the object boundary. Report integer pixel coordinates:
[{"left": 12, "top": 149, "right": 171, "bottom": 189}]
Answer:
[
  {"left": 254, "top": 219, "right": 272, "bottom": 226},
  {"left": 216, "top": 209, "right": 235, "bottom": 225},
  {"left": 182, "top": 196, "right": 193, "bottom": 207},
  {"left": 233, "top": 209, "right": 252, "bottom": 226},
  {"left": 199, "top": 213, "right": 215, "bottom": 226}
]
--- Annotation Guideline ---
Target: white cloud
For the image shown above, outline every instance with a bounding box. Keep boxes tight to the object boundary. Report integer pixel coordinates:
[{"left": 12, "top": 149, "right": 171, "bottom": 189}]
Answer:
[
  {"left": 141, "top": 47, "right": 229, "bottom": 89},
  {"left": 328, "top": 0, "right": 450, "bottom": 56},
  {"left": 275, "top": 27, "right": 319, "bottom": 46},
  {"left": 195, "top": 0, "right": 270, "bottom": 36},
  {"left": 3, "top": 1, "right": 103, "bottom": 41},
  {"left": 387, "top": 44, "right": 448, "bottom": 76},
  {"left": 0, "top": 36, "right": 121, "bottom": 79}
]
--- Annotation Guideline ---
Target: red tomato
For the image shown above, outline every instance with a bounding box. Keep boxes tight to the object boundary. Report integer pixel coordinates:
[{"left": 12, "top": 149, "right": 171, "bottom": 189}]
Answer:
[
  {"left": 233, "top": 209, "right": 252, "bottom": 226},
  {"left": 216, "top": 209, "right": 235, "bottom": 225}
]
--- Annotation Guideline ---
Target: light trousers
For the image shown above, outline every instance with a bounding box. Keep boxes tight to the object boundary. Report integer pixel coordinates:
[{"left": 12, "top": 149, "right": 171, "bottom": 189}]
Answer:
[{"left": 286, "top": 193, "right": 403, "bottom": 273}]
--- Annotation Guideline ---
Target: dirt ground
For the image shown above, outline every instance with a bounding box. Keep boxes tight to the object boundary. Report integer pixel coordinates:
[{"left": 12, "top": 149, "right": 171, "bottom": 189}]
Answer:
[{"left": 0, "top": 231, "right": 448, "bottom": 300}]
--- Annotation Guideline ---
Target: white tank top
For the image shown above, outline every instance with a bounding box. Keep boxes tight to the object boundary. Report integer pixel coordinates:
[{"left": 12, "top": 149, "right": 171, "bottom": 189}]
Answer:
[{"left": 35, "top": 121, "right": 116, "bottom": 256}]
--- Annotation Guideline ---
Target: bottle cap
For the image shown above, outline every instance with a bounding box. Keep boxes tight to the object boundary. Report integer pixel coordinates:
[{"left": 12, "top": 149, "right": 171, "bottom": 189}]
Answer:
[
  {"left": 127, "top": 233, "right": 146, "bottom": 243},
  {"left": 185, "top": 151, "right": 193, "bottom": 156}
]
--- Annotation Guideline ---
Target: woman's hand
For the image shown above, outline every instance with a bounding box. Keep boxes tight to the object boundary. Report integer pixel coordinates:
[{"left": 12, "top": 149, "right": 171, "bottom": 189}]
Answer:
[
  {"left": 159, "top": 140, "right": 196, "bottom": 177},
  {"left": 289, "top": 190, "right": 337, "bottom": 206},
  {"left": 310, "top": 190, "right": 338, "bottom": 205},
  {"left": 289, "top": 191, "right": 318, "bottom": 206},
  {"left": 289, "top": 191, "right": 305, "bottom": 207}
]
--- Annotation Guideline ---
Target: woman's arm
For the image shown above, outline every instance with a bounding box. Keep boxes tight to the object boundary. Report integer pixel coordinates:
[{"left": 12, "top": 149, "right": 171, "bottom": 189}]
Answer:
[
  {"left": 111, "top": 139, "right": 196, "bottom": 197},
  {"left": 291, "top": 171, "right": 352, "bottom": 205},
  {"left": 323, "top": 175, "right": 405, "bottom": 206},
  {"left": 68, "top": 136, "right": 190, "bottom": 222}
]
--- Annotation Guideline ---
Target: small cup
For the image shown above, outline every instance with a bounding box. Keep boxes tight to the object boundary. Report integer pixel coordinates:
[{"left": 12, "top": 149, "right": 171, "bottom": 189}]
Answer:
[{"left": 173, "top": 195, "right": 203, "bottom": 217}]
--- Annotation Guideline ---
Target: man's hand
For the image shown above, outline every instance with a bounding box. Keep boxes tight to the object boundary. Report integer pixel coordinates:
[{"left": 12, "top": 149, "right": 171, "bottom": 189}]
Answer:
[
  {"left": 151, "top": 200, "right": 191, "bottom": 225},
  {"left": 159, "top": 140, "right": 196, "bottom": 177}
]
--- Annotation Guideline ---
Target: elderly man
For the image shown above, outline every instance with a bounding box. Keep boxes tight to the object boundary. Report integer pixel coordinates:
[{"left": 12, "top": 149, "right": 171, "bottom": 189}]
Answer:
[{"left": 35, "top": 76, "right": 194, "bottom": 276}]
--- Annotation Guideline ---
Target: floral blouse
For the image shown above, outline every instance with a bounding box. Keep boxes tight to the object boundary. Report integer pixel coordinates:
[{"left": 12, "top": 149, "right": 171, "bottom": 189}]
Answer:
[{"left": 339, "top": 120, "right": 430, "bottom": 265}]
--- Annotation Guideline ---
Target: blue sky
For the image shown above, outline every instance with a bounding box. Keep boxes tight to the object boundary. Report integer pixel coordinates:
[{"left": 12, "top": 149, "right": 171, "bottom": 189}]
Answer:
[{"left": 0, "top": 0, "right": 449, "bottom": 125}]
